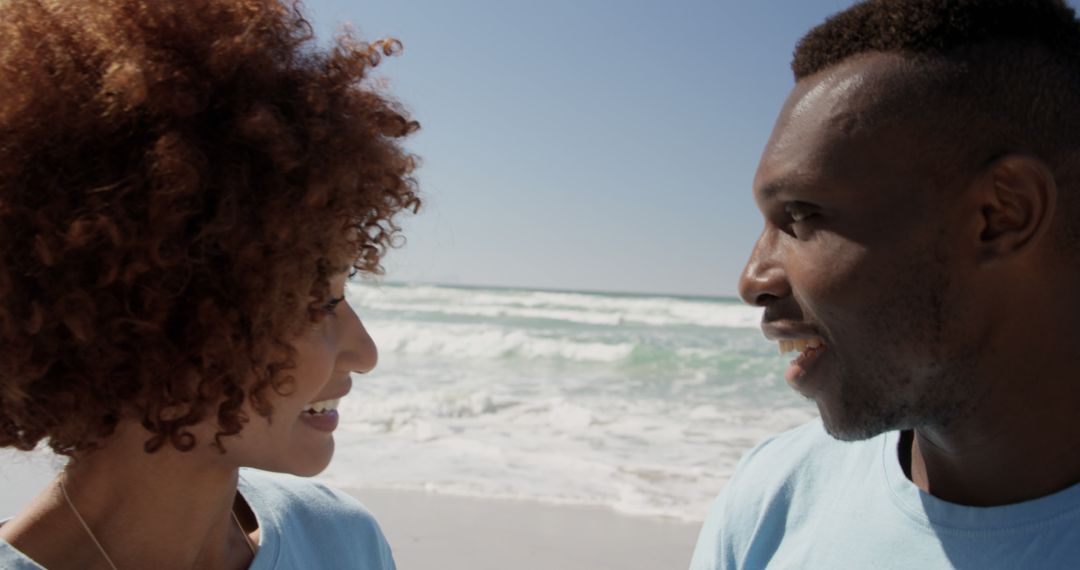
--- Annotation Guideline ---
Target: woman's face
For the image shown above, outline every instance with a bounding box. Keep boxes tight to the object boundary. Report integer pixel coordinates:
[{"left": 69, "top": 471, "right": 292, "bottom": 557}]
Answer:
[{"left": 227, "top": 271, "right": 377, "bottom": 476}]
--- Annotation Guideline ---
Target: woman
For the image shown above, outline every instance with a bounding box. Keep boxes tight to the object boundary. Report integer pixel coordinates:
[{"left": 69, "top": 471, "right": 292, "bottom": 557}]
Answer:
[{"left": 0, "top": 0, "right": 419, "bottom": 568}]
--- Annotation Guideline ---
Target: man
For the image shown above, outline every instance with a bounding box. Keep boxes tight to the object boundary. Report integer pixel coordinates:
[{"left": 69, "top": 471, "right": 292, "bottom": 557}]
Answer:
[{"left": 691, "top": 1, "right": 1080, "bottom": 568}]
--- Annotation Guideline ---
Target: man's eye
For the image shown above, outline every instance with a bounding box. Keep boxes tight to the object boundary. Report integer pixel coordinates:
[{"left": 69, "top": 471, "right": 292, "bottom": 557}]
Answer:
[
  {"left": 778, "top": 203, "right": 821, "bottom": 238},
  {"left": 785, "top": 202, "right": 818, "bottom": 222}
]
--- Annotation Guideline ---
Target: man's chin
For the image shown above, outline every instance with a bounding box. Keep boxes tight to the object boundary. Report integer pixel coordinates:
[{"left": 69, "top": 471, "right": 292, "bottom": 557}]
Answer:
[{"left": 817, "top": 403, "right": 898, "bottom": 442}]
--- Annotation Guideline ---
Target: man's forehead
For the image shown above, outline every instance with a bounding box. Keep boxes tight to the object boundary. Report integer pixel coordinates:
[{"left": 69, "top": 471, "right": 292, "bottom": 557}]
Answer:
[
  {"left": 774, "top": 54, "right": 907, "bottom": 147},
  {"left": 783, "top": 69, "right": 869, "bottom": 137},
  {"left": 755, "top": 54, "right": 923, "bottom": 198}
]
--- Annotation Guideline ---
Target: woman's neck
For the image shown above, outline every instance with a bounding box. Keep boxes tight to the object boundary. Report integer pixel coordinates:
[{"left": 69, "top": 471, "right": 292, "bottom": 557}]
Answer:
[{"left": 1, "top": 423, "right": 257, "bottom": 570}]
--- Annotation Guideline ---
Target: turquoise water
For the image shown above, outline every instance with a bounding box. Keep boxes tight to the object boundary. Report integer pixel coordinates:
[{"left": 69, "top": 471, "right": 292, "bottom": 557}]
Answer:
[{"left": 321, "top": 282, "right": 817, "bottom": 521}]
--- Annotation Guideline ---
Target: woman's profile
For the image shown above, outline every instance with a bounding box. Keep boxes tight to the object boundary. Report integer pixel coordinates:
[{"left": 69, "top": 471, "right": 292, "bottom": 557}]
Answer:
[{"left": 0, "top": 0, "right": 418, "bottom": 568}]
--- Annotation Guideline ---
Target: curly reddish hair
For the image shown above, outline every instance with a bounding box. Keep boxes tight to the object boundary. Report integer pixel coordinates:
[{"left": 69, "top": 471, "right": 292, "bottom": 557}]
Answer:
[{"left": 0, "top": 0, "right": 419, "bottom": 456}]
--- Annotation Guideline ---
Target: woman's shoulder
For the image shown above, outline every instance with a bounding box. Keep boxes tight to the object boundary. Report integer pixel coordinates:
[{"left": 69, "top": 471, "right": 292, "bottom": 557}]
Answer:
[
  {"left": 0, "top": 539, "right": 44, "bottom": 569},
  {"left": 239, "top": 469, "right": 395, "bottom": 569},
  {"left": 237, "top": 468, "right": 384, "bottom": 534},
  {"left": 239, "top": 468, "right": 377, "bottom": 522}
]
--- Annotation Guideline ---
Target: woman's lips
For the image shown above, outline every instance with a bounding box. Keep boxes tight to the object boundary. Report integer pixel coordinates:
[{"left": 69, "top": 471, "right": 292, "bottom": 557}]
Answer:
[
  {"left": 298, "top": 394, "right": 344, "bottom": 433},
  {"left": 299, "top": 409, "right": 339, "bottom": 432}
]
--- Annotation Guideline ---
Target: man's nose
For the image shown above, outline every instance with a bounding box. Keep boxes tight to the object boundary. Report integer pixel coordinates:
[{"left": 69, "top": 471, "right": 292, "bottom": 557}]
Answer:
[{"left": 738, "top": 231, "right": 790, "bottom": 307}]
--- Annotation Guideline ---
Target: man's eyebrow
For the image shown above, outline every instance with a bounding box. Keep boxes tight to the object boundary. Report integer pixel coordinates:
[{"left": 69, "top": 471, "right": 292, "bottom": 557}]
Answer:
[
  {"left": 754, "top": 177, "right": 831, "bottom": 211},
  {"left": 757, "top": 180, "right": 793, "bottom": 201}
]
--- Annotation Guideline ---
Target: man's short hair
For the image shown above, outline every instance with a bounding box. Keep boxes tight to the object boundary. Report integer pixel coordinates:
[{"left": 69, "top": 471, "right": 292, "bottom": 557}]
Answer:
[{"left": 791, "top": 0, "right": 1080, "bottom": 250}]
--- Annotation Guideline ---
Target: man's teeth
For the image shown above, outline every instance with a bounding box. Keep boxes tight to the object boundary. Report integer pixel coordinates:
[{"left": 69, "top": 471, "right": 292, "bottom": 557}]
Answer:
[
  {"left": 778, "top": 338, "right": 824, "bottom": 354},
  {"left": 302, "top": 398, "right": 340, "bottom": 415}
]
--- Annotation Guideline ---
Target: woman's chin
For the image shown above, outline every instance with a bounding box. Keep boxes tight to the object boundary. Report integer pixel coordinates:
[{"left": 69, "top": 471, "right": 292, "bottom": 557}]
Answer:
[
  {"left": 243, "top": 439, "right": 335, "bottom": 478},
  {"left": 288, "top": 463, "right": 331, "bottom": 478},
  {"left": 286, "top": 444, "right": 335, "bottom": 477}
]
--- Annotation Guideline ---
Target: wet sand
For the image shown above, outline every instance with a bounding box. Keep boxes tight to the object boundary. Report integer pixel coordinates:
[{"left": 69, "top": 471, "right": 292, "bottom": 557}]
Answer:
[{"left": 348, "top": 487, "right": 700, "bottom": 570}]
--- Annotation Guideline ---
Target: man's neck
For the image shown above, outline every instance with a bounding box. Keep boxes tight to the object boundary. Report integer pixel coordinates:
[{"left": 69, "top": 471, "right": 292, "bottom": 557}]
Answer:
[
  {"left": 899, "top": 290, "right": 1080, "bottom": 507},
  {"left": 903, "top": 393, "right": 1080, "bottom": 506}
]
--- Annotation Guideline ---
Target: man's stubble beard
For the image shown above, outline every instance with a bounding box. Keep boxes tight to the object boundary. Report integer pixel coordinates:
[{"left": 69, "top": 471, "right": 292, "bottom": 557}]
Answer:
[{"left": 817, "top": 248, "right": 986, "bottom": 442}]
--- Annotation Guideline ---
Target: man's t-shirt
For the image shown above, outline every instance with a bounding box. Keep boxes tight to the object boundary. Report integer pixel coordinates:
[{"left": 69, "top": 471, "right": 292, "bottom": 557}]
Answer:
[
  {"left": 0, "top": 468, "right": 396, "bottom": 569},
  {"left": 690, "top": 419, "right": 1080, "bottom": 570}
]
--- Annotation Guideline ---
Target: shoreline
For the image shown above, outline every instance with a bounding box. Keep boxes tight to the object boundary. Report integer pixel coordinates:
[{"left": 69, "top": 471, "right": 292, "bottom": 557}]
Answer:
[{"left": 347, "top": 486, "right": 701, "bottom": 570}]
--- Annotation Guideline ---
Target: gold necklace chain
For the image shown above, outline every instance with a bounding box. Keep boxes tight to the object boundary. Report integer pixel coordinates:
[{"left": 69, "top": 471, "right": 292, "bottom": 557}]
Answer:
[
  {"left": 58, "top": 478, "right": 118, "bottom": 570},
  {"left": 58, "top": 478, "right": 257, "bottom": 569},
  {"left": 233, "top": 509, "right": 258, "bottom": 557}
]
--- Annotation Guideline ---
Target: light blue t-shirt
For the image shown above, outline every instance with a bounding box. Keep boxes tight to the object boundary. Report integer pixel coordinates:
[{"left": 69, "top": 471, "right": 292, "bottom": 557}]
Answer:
[
  {"left": 0, "top": 469, "right": 395, "bottom": 569},
  {"left": 690, "top": 419, "right": 1080, "bottom": 570}
]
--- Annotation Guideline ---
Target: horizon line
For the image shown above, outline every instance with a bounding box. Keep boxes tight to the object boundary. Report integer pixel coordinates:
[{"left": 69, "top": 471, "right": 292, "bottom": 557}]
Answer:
[{"left": 354, "top": 278, "right": 742, "bottom": 302}]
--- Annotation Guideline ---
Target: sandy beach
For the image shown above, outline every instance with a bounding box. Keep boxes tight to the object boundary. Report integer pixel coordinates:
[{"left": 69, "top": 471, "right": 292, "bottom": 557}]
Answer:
[{"left": 349, "top": 487, "right": 700, "bottom": 570}]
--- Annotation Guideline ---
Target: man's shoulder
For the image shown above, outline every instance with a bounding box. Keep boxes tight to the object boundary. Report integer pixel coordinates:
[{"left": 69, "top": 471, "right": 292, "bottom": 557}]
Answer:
[
  {"left": 689, "top": 418, "right": 887, "bottom": 569},
  {"left": 739, "top": 417, "right": 833, "bottom": 465},
  {"left": 735, "top": 417, "right": 878, "bottom": 483},
  {"left": 725, "top": 418, "right": 888, "bottom": 508}
]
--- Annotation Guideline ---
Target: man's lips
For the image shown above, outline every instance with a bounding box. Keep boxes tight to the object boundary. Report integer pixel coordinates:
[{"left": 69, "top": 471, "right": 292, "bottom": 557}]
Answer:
[
  {"left": 776, "top": 337, "right": 823, "bottom": 354},
  {"left": 784, "top": 343, "right": 827, "bottom": 384},
  {"left": 761, "top": 322, "right": 823, "bottom": 342},
  {"left": 762, "top": 323, "right": 829, "bottom": 385}
]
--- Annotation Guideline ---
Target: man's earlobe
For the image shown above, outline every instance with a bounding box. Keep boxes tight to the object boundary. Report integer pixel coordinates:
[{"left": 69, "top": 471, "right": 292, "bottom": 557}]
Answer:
[{"left": 975, "top": 154, "right": 1056, "bottom": 264}]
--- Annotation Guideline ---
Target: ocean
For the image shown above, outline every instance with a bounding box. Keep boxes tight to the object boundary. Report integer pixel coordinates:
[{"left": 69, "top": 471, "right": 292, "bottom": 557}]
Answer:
[{"left": 319, "top": 282, "right": 817, "bottom": 522}]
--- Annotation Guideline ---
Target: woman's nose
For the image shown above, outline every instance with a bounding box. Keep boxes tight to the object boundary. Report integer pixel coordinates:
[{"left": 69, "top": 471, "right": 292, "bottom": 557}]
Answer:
[{"left": 339, "top": 303, "right": 378, "bottom": 374}]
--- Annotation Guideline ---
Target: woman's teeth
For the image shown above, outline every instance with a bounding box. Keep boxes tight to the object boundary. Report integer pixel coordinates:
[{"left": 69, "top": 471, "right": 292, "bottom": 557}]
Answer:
[
  {"left": 302, "top": 398, "right": 340, "bottom": 415},
  {"left": 778, "top": 338, "right": 824, "bottom": 354}
]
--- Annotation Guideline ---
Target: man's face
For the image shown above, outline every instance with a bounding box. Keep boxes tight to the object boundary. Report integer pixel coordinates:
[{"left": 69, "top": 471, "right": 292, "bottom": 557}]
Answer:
[{"left": 740, "top": 55, "right": 987, "bottom": 441}]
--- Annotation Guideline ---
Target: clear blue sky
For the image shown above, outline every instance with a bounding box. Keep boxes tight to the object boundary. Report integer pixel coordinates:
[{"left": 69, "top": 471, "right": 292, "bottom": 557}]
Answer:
[{"left": 303, "top": 0, "right": 1079, "bottom": 297}]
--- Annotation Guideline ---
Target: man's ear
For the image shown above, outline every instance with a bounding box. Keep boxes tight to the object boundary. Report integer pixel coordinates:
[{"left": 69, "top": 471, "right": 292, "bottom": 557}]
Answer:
[{"left": 974, "top": 154, "right": 1057, "bottom": 265}]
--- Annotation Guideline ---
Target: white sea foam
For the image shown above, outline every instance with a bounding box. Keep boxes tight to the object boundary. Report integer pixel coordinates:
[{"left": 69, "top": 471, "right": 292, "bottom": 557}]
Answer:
[
  {"left": 319, "top": 283, "right": 816, "bottom": 521},
  {"left": 321, "top": 389, "right": 816, "bottom": 521},
  {"left": 367, "top": 320, "right": 637, "bottom": 362},
  {"left": 348, "top": 283, "right": 762, "bottom": 329}
]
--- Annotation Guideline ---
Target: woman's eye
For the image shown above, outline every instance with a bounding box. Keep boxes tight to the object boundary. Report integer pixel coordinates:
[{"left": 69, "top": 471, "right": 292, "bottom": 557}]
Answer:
[{"left": 323, "top": 296, "right": 346, "bottom": 315}]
